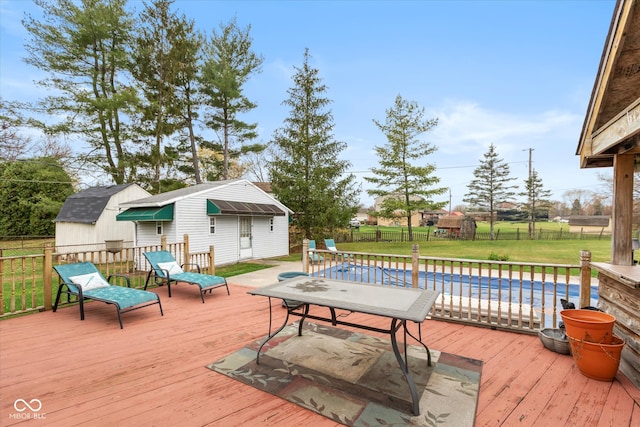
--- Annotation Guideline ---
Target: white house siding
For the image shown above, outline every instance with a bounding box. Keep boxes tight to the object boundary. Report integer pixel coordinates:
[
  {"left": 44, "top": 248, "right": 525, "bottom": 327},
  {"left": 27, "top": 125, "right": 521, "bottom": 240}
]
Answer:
[
  {"left": 55, "top": 222, "right": 103, "bottom": 253},
  {"left": 251, "top": 215, "right": 289, "bottom": 259},
  {"left": 127, "top": 180, "right": 290, "bottom": 267}
]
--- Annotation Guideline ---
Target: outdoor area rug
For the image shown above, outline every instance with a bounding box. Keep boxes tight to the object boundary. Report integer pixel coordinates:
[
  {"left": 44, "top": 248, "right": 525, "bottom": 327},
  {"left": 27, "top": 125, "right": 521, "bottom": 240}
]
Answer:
[{"left": 206, "top": 322, "right": 482, "bottom": 426}]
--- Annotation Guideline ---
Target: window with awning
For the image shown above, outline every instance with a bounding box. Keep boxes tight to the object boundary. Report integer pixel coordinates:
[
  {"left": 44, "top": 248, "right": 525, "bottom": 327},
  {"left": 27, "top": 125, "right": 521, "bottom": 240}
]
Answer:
[
  {"left": 207, "top": 199, "right": 285, "bottom": 216},
  {"left": 116, "top": 204, "right": 174, "bottom": 221}
]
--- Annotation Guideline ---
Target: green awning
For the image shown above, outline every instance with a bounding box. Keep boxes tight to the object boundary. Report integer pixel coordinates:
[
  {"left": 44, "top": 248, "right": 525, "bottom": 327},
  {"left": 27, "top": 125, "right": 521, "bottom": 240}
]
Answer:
[
  {"left": 116, "top": 204, "right": 174, "bottom": 221},
  {"left": 207, "top": 199, "right": 285, "bottom": 216}
]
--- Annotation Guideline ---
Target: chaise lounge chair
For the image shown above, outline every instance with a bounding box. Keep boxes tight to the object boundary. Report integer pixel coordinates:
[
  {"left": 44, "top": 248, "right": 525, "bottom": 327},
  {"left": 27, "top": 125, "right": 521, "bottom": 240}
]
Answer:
[
  {"left": 308, "top": 239, "right": 324, "bottom": 263},
  {"left": 324, "top": 238, "right": 354, "bottom": 259},
  {"left": 143, "top": 250, "right": 229, "bottom": 303},
  {"left": 53, "top": 262, "right": 163, "bottom": 329}
]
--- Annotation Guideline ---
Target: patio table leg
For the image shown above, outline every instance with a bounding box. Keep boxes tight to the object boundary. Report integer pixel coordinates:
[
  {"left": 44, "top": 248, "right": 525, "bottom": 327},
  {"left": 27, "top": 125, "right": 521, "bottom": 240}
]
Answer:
[
  {"left": 256, "top": 297, "right": 290, "bottom": 365},
  {"left": 389, "top": 318, "right": 421, "bottom": 415}
]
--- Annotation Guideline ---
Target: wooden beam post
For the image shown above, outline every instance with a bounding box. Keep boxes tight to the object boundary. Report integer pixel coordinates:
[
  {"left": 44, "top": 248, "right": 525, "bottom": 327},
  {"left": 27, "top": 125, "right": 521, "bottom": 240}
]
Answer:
[{"left": 611, "top": 154, "right": 635, "bottom": 265}]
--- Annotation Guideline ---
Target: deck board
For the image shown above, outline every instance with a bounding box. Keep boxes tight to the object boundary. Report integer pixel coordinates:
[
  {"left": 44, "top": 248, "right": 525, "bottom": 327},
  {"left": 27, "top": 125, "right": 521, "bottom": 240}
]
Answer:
[{"left": 1, "top": 282, "right": 638, "bottom": 426}]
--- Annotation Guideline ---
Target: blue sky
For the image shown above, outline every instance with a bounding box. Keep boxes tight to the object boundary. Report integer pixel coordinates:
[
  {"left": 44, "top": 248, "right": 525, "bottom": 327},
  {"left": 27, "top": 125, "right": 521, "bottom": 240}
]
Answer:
[{"left": 0, "top": 0, "right": 616, "bottom": 209}]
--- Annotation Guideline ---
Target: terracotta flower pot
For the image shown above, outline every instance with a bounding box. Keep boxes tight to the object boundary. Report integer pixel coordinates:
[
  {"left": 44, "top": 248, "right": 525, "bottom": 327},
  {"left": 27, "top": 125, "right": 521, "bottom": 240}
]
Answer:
[
  {"left": 560, "top": 309, "right": 615, "bottom": 344},
  {"left": 568, "top": 335, "right": 624, "bottom": 381}
]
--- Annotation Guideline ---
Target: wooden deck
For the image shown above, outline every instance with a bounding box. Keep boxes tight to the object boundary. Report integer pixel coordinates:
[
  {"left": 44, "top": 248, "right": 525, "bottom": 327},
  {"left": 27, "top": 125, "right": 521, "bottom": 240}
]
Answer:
[{"left": 1, "top": 281, "right": 639, "bottom": 426}]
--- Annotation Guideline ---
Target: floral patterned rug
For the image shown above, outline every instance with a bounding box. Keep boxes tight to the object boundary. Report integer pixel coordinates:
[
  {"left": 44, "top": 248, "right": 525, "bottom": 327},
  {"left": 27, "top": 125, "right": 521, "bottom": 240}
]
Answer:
[{"left": 207, "top": 322, "right": 482, "bottom": 426}]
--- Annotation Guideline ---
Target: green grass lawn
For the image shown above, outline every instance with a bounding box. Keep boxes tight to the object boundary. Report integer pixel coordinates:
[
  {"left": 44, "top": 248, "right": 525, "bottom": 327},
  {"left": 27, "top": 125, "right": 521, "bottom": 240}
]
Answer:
[{"left": 335, "top": 239, "right": 610, "bottom": 265}]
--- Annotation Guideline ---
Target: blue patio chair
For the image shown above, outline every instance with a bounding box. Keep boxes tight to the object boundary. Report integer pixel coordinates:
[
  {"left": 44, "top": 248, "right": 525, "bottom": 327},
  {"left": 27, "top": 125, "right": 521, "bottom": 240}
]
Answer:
[
  {"left": 308, "top": 240, "right": 324, "bottom": 263},
  {"left": 324, "top": 238, "right": 354, "bottom": 259},
  {"left": 143, "top": 250, "right": 229, "bottom": 303},
  {"left": 53, "top": 262, "right": 163, "bottom": 329}
]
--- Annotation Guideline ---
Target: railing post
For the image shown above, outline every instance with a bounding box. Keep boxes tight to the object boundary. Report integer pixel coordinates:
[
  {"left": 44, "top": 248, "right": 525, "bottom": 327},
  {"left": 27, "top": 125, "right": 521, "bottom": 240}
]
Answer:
[
  {"left": 161, "top": 235, "right": 167, "bottom": 250},
  {"left": 184, "top": 233, "right": 190, "bottom": 266},
  {"left": 302, "top": 239, "right": 309, "bottom": 273},
  {"left": 43, "top": 245, "right": 53, "bottom": 311},
  {"left": 412, "top": 244, "right": 419, "bottom": 288},
  {"left": 209, "top": 245, "right": 216, "bottom": 275},
  {"left": 580, "top": 250, "right": 592, "bottom": 308}
]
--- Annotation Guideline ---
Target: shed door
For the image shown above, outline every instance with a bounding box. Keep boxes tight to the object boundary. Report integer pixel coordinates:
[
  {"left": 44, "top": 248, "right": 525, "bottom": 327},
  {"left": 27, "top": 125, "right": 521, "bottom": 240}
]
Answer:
[{"left": 239, "top": 217, "right": 253, "bottom": 259}]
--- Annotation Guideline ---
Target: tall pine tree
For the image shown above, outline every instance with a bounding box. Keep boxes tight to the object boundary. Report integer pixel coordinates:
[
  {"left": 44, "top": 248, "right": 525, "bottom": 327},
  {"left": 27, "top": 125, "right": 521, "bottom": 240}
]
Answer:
[
  {"left": 365, "top": 94, "right": 446, "bottom": 241},
  {"left": 463, "top": 143, "right": 517, "bottom": 240},
  {"left": 268, "top": 49, "right": 359, "bottom": 239},
  {"left": 200, "top": 18, "right": 264, "bottom": 180},
  {"left": 520, "top": 169, "right": 552, "bottom": 238},
  {"left": 23, "top": 0, "right": 136, "bottom": 184}
]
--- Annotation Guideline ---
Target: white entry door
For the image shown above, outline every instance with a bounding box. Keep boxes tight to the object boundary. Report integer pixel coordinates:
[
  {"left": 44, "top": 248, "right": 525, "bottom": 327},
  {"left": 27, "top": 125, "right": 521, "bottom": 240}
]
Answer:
[{"left": 239, "top": 217, "right": 253, "bottom": 259}]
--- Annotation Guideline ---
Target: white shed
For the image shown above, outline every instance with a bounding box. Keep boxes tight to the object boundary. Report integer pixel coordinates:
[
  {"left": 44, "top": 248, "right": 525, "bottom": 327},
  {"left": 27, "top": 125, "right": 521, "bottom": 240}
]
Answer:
[
  {"left": 116, "top": 179, "right": 291, "bottom": 265},
  {"left": 55, "top": 184, "right": 151, "bottom": 253}
]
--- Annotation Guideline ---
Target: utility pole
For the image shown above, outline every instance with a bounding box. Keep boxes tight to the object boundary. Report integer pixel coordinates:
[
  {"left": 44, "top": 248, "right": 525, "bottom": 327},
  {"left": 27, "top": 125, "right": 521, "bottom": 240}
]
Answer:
[{"left": 448, "top": 188, "right": 452, "bottom": 215}]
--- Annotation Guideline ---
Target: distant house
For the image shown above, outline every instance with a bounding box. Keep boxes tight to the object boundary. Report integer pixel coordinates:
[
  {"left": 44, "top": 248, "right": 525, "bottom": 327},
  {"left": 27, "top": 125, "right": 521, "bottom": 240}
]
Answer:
[
  {"left": 568, "top": 215, "right": 611, "bottom": 234},
  {"left": 116, "top": 179, "right": 291, "bottom": 265},
  {"left": 55, "top": 184, "right": 151, "bottom": 253},
  {"left": 373, "top": 195, "right": 424, "bottom": 227},
  {"left": 422, "top": 209, "right": 448, "bottom": 226}
]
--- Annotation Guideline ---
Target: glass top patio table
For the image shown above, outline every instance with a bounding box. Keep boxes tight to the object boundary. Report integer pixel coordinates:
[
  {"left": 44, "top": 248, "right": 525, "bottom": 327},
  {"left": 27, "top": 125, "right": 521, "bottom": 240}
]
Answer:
[
  {"left": 248, "top": 276, "right": 441, "bottom": 415},
  {"left": 248, "top": 276, "right": 439, "bottom": 322}
]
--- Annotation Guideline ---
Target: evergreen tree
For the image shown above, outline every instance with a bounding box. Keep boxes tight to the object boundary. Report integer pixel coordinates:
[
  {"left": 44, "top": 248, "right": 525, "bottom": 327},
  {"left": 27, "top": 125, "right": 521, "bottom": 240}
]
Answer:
[
  {"left": 200, "top": 18, "right": 264, "bottom": 180},
  {"left": 22, "top": 0, "right": 136, "bottom": 184},
  {"left": 171, "top": 14, "right": 204, "bottom": 184},
  {"left": 365, "top": 94, "right": 446, "bottom": 241},
  {"left": 520, "top": 169, "right": 552, "bottom": 238},
  {"left": 268, "top": 49, "right": 359, "bottom": 238},
  {"left": 131, "top": 0, "right": 192, "bottom": 193},
  {"left": 463, "top": 143, "right": 517, "bottom": 240}
]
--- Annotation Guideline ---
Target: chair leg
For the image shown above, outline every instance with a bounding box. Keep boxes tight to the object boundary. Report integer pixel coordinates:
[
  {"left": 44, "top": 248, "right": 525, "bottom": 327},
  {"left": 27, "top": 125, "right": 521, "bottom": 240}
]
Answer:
[
  {"left": 116, "top": 309, "right": 123, "bottom": 329},
  {"left": 144, "top": 270, "right": 153, "bottom": 290},
  {"left": 53, "top": 286, "right": 64, "bottom": 312}
]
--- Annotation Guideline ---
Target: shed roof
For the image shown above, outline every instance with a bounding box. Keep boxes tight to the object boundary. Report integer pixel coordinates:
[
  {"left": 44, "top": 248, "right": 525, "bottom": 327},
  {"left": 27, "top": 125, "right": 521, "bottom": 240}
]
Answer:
[
  {"left": 437, "top": 216, "right": 464, "bottom": 228},
  {"left": 55, "top": 184, "right": 134, "bottom": 224}
]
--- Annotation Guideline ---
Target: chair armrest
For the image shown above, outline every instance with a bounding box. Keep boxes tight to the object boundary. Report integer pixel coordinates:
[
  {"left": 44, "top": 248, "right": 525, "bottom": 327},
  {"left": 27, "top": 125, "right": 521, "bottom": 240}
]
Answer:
[
  {"left": 181, "top": 263, "right": 201, "bottom": 273},
  {"left": 59, "top": 280, "right": 84, "bottom": 298},
  {"left": 150, "top": 267, "right": 171, "bottom": 281},
  {"left": 107, "top": 273, "right": 132, "bottom": 288}
]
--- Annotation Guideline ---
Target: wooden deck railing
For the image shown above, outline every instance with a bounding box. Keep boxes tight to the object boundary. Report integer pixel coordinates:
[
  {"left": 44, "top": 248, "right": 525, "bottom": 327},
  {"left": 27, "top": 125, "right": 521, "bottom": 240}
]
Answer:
[
  {"left": 303, "top": 241, "right": 594, "bottom": 335},
  {"left": 2, "top": 235, "right": 593, "bottom": 335}
]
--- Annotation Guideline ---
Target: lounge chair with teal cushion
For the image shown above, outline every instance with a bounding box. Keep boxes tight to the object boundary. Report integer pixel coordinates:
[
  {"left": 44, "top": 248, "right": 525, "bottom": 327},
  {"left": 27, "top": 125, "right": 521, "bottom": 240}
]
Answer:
[
  {"left": 53, "top": 262, "right": 163, "bottom": 329},
  {"left": 308, "top": 240, "right": 324, "bottom": 263},
  {"left": 143, "top": 250, "right": 229, "bottom": 303},
  {"left": 324, "top": 238, "right": 354, "bottom": 259}
]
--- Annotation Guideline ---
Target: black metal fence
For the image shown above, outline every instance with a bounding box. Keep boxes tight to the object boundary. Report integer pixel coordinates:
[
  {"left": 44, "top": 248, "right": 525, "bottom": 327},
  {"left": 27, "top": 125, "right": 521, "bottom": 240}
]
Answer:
[{"left": 332, "top": 228, "right": 610, "bottom": 243}]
